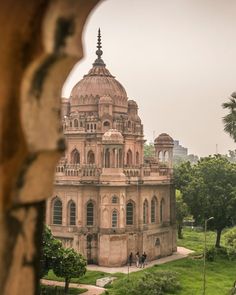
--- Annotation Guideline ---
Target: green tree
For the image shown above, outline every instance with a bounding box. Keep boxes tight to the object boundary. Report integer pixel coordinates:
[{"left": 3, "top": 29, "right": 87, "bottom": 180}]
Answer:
[
  {"left": 176, "top": 190, "right": 189, "bottom": 239},
  {"left": 53, "top": 247, "right": 87, "bottom": 294},
  {"left": 174, "top": 161, "right": 193, "bottom": 191},
  {"left": 40, "top": 226, "right": 62, "bottom": 278},
  {"left": 183, "top": 156, "right": 236, "bottom": 247},
  {"left": 144, "top": 143, "right": 155, "bottom": 158},
  {"left": 222, "top": 92, "right": 236, "bottom": 142}
]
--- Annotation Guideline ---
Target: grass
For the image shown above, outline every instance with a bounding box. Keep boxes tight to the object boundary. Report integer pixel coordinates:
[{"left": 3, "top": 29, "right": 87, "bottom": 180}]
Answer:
[
  {"left": 45, "top": 269, "right": 117, "bottom": 286},
  {"left": 45, "top": 228, "right": 236, "bottom": 295},
  {"left": 178, "top": 227, "right": 227, "bottom": 253},
  {"left": 40, "top": 285, "right": 87, "bottom": 294},
  {"left": 104, "top": 228, "right": 236, "bottom": 295}
]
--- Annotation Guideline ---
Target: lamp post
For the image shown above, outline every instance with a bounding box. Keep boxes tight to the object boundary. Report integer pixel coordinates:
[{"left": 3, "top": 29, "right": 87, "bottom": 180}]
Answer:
[{"left": 203, "top": 217, "right": 214, "bottom": 295}]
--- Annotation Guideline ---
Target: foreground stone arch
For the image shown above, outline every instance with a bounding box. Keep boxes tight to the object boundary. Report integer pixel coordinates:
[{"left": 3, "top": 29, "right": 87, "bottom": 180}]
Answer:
[{"left": 0, "top": 1, "right": 100, "bottom": 294}]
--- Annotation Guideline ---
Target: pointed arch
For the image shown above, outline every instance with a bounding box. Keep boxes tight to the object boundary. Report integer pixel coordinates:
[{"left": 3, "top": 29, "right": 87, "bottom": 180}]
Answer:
[
  {"left": 164, "top": 150, "right": 169, "bottom": 161},
  {"left": 86, "top": 201, "right": 94, "bottom": 226},
  {"left": 87, "top": 150, "right": 95, "bottom": 164},
  {"left": 112, "top": 210, "right": 118, "bottom": 228},
  {"left": 71, "top": 148, "right": 80, "bottom": 164},
  {"left": 52, "top": 197, "right": 62, "bottom": 225},
  {"left": 126, "top": 201, "right": 135, "bottom": 225},
  {"left": 68, "top": 200, "right": 76, "bottom": 225},
  {"left": 151, "top": 196, "right": 158, "bottom": 223},
  {"left": 143, "top": 199, "right": 148, "bottom": 224},
  {"left": 74, "top": 119, "right": 78, "bottom": 128},
  {"left": 127, "top": 149, "right": 132, "bottom": 166},
  {"left": 160, "top": 198, "right": 165, "bottom": 223},
  {"left": 112, "top": 195, "right": 118, "bottom": 204},
  {"left": 105, "top": 148, "right": 110, "bottom": 168},
  {"left": 136, "top": 151, "right": 140, "bottom": 165}
]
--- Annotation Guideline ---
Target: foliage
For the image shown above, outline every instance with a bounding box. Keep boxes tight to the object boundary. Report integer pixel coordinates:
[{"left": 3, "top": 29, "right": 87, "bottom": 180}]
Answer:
[
  {"left": 175, "top": 156, "right": 236, "bottom": 247},
  {"left": 113, "top": 271, "right": 180, "bottom": 295},
  {"left": 176, "top": 190, "right": 189, "bottom": 239},
  {"left": 53, "top": 247, "right": 87, "bottom": 294},
  {"left": 40, "top": 226, "right": 63, "bottom": 278},
  {"left": 205, "top": 246, "right": 216, "bottom": 261},
  {"left": 144, "top": 143, "right": 155, "bottom": 158},
  {"left": 222, "top": 92, "right": 236, "bottom": 142},
  {"left": 40, "top": 285, "right": 87, "bottom": 295},
  {"left": 227, "top": 247, "right": 236, "bottom": 261},
  {"left": 224, "top": 226, "right": 236, "bottom": 248}
]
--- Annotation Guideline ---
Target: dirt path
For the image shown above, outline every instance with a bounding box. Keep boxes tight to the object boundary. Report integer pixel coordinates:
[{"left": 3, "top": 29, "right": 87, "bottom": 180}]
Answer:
[{"left": 41, "top": 279, "right": 105, "bottom": 295}]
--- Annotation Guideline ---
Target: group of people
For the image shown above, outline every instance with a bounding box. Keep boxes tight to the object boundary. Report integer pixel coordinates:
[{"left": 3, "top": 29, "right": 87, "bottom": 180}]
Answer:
[{"left": 128, "top": 251, "right": 147, "bottom": 268}]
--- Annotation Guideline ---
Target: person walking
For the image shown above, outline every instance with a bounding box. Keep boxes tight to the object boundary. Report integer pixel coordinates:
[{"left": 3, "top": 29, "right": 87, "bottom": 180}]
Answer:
[
  {"left": 128, "top": 252, "right": 133, "bottom": 266},
  {"left": 135, "top": 251, "right": 140, "bottom": 268},
  {"left": 143, "top": 252, "right": 147, "bottom": 266},
  {"left": 141, "top": 253, "right": 145, "bottom": 268}
]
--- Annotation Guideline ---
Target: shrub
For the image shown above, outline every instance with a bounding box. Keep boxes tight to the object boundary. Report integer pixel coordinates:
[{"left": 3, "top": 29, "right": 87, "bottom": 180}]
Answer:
[
  {"left": 224, "top": 227, "right": 236, "bottom": 248},
  {"left": 227, "top": 247, "right": 236, "bottom": 261},
  {"left": 117, "top": 271, "right": 180, "bottom": 295},
  {"left": 205, "top": 247, "right": 216, "bottom": 261}
]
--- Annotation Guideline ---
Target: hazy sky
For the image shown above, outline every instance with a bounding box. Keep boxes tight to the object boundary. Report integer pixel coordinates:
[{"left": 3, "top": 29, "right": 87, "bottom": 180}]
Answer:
[{"left": 63, "top": 0, "right": 236, "bottom": 157}]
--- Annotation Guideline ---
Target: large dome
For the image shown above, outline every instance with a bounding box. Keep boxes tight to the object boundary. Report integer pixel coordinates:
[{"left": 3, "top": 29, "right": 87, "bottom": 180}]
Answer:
[
  {"left": 70, "top": 29, "right": 127, "bottom": 108},
  {"left": 70, "top": 66, "right": 127, "bottom": 100}
]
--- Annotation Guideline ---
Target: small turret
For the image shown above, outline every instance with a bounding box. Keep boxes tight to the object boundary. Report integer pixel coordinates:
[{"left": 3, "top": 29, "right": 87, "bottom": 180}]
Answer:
[{"left": 154, "top": 133, "right": 174, "bottom": 168}]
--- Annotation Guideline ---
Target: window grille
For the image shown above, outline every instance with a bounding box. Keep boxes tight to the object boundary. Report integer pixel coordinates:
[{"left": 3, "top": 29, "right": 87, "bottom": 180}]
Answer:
[{"left": 53, "top": 199, "right": 62, "bottom": 225}]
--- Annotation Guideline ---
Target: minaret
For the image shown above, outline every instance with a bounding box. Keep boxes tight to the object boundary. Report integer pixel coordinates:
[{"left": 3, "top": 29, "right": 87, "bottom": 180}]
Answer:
[{"left": 93, "top": 28, "right": 106, "bottom": 66}]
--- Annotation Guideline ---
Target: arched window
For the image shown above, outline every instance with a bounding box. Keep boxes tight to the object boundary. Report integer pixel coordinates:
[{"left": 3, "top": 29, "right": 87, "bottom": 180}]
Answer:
[
  {"left": 151, "top": 196, "right": 157, "bottom": 223},
  {"left": 53, "top": 198, "right": 62, "bottom": 225},
  {"left": 126, "top": 202, "right": 134, "bottom": 225},
  {"left": 143, "top": 199, "right": 148, "bottom": 224},
  {"left": 87, "top": 150, "right": 95, "bottom": 164},
  {"left": 87, "top": 202, "right": 94, "bottom": 226},
  {"left": 74, "top": 119, "right": 78, "bottom": 128},
  {"left": 160, "top": 199, "right": 164, "bottom": 222},
  {"left": 158, "top": 151, "right": 163, "bottom": 162},
  {"left": 136, "top": 151, "right": 139, "bottom": 165},
  {"left": 71, "top": 149, "right": 80, "bottom": 164},
  {"left": 80, "top": 121, "right": 83, "bottom": 127},
  {"left": 69, "top": 201, "right": 76, "bottom": 225},
  {"left": 112, "top": 195, "right": 118, "bottom": 204},
  {"left": 103, "top": 121, "right": 110, "bottom": 127},
  {"left": 105, "top": 148, "right": 110, "bottom": 168},
  {"left": 127, "top": 149, "right": 132, "bottom": 166},
  {"left": 112, "top": 210, "right": 118, "bottom": 228},
  {"left": 164, "top": 150, "right": 169, "bottom": 161},
  {"left": 70, "top": 121, "right": 72, "bottom": 127}
]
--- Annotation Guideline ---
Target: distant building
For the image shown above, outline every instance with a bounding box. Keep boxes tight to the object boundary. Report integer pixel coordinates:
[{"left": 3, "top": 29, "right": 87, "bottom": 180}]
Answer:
[
  {"left": 173, "top": 140, "right": 188, "bottom": 157},
  {"left": 46, "top": 30, "right": 176, "bottom": 267}
]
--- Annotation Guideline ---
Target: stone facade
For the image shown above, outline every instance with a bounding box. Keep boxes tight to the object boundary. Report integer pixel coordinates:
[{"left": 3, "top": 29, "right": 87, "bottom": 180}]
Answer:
[{"left": 46, "top": 30, "right": 177, "bottom": 267}]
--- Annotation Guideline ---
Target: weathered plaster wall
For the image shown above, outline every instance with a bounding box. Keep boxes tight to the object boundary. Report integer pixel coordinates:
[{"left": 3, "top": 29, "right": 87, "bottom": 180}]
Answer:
[{"left": 0, "top": 1, "right": 100, "bottom": 294}]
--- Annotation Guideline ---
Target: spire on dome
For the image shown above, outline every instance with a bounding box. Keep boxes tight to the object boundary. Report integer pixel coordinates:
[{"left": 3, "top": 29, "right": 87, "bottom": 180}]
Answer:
[{"left": 93, "top": 28, "right": 106, "bottom": 66}]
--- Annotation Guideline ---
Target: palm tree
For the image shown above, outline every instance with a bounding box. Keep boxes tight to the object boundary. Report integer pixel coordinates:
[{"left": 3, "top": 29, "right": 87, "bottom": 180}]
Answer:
[{"left": 222, "top": 92, "right": 236, "bottom": 142}]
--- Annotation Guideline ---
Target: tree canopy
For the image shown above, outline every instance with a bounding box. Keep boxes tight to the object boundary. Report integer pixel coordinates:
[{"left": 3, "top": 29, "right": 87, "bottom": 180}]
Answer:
[
  {"left": 222, "top": 92, "right": 236, "bottom": 142},
  {"left": 53, "top": 247, "right": 87, "bottom": 294},
  {"left": 174, "top": 156, "right": 236, "bottom": 247},
  {"left": 41, "top": 226, "right": 87, "bottom": 294}
]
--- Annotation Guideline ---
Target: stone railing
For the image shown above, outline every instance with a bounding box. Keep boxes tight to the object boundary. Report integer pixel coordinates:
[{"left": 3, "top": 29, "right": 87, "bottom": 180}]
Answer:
[
  {"left": 123, "top": 168, "right": 140, "bottom": 177},
  {"left": 55, "top": 164, "right": 101, "bottom": 179}
]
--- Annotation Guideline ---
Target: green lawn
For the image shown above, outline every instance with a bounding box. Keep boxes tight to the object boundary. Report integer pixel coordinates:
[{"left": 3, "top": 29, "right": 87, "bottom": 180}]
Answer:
[
  {"left": 44, "top": 228, "right": 236, "bottom": 295},
  {"left": 40, "top": 285, "right": 87, "bottom": 294}
]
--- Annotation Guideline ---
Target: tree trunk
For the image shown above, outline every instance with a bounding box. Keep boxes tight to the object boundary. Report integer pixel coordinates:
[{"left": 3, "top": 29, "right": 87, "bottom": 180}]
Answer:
[
  {"left": 64, "top": 278, "right": 70, "bottom": 295},
  {"left": 215, "top": 229, "right": 222, "bottom": 248},
  {"left": 178, "top": 224, "right": 183, "bottom": 239}
]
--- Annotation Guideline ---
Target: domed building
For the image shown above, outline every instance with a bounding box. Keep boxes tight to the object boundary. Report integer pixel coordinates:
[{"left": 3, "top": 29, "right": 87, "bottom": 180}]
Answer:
[{"left": 46, "top": 29, "right": 176, "bottom": 266}]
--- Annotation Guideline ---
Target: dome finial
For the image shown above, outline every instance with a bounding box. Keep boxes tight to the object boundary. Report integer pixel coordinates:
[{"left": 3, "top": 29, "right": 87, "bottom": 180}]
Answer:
[{"left": 93, "top": 28, "right": 105, "bottom": 66}]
